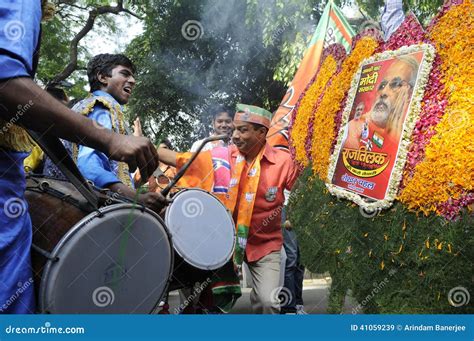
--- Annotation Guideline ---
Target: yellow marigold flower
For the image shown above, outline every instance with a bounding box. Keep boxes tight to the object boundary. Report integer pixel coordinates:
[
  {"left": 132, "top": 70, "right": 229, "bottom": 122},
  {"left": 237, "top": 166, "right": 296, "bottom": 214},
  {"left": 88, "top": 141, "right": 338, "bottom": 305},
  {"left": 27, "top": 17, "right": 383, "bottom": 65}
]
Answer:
[
  {"left": 292, "top": 56, "right": 337, "bottom": 166},
  {"left": 310, "top": 37, "right": 379, "bottom": 179}
]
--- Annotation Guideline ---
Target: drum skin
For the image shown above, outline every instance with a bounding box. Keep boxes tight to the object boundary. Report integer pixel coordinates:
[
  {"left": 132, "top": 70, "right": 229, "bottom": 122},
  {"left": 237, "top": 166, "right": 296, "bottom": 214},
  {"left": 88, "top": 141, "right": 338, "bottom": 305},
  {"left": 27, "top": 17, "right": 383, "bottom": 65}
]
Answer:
[
  {"left": 164, "top": 188, "right": 236, "bottom": 291},
  {"left": 25, "top": 177, "right": 173, "bottom": 314}
]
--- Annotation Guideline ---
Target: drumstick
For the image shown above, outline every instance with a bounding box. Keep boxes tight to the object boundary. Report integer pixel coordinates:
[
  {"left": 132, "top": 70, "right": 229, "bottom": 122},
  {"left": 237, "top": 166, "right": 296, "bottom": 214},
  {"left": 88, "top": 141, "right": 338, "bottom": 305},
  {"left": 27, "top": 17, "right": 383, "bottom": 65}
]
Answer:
[{"left": 160, "top": 134, "right": 228, "bottom": 197}]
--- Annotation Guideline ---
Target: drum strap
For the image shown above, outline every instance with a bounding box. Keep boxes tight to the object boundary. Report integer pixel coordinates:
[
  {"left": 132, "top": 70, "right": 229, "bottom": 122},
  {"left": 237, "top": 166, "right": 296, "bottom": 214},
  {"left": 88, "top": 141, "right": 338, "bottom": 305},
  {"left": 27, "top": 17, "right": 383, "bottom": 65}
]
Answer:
[
  {"left": 26, "top": 176, "right": 96, "bottom": 213},
  {"left": 31, "top": 243, "right": 58, "bottom": 262},
  {"left": 27, "top": 131, "right": 99, "bottom": 210}
]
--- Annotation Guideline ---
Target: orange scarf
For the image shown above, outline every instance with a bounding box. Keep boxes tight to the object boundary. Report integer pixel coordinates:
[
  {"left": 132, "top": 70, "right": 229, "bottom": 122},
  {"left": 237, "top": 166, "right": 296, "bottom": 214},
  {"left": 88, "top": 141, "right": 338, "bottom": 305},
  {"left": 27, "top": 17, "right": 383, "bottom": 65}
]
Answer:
[
  {"left": 226, "top": 147, "right": 265, "bottom": 265},
  {"left": 176, "top": 146, "right": 266, "bottom": 264}
]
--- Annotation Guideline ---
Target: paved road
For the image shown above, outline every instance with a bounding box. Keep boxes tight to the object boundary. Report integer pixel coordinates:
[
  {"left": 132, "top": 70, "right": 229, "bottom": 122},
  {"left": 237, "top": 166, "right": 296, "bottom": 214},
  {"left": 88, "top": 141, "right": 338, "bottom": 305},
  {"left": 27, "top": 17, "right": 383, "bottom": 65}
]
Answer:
[{"left": 164, "top": 279, "right": 358, "bottom": 314}]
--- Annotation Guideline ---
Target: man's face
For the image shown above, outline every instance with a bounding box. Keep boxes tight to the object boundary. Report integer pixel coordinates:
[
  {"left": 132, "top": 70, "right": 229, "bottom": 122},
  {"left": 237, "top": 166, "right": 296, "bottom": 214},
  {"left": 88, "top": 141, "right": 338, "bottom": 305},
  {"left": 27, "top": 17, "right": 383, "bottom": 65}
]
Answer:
[
  {"left": 213, "top": 112, "right": 233, "bottom": 136},
  {"left": 232, "top": 120, "right": 266, "bottom": 155},
  {"left": 354, "top": 103, "right": 364, "bottom": 120},
  {"left": 100, "top": 65, "right": 135, "bottom": 105},
  {"left": 372, "top": 61, "right": 413, "bottom": 127}
]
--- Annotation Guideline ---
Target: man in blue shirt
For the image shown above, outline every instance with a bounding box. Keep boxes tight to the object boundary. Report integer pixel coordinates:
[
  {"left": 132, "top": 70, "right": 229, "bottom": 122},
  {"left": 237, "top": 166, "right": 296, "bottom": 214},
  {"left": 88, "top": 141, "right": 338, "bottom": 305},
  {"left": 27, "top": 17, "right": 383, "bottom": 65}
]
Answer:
[
  {"left": 44, "top": 53, "right": 165, "bottom": 210},
  {"left": 0, "top": 1, "right": 160, "bottom": 313}
]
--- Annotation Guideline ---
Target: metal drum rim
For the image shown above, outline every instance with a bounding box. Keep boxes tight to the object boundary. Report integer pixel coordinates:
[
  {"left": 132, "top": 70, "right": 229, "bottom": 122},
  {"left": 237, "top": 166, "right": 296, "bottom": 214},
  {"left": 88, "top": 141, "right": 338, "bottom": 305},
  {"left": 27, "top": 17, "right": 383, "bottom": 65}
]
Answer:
[
  {"left": 164, "top": 188, "right": 236, "bottom": 271},
  {"left": 38, "top": 203, "right": 174, "bottom": 314}
]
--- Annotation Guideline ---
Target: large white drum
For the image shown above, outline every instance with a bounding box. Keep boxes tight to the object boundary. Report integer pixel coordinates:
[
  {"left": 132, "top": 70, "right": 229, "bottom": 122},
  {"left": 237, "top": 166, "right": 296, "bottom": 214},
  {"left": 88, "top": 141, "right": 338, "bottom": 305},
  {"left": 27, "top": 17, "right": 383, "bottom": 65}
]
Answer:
[
  {"left": 26, "top": 176, "right": 174, "bottom": 314},
  {"left": 164, "top": 188, "right": 235, "bottom": 289}
]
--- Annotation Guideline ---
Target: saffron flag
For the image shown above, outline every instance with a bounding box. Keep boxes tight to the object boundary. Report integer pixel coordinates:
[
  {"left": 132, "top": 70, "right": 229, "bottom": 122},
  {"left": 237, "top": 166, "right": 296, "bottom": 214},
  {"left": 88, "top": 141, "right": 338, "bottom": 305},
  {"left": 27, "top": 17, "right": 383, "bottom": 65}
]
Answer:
[{"left": 267, "top": 1, "right": 355, "bottom": 151}]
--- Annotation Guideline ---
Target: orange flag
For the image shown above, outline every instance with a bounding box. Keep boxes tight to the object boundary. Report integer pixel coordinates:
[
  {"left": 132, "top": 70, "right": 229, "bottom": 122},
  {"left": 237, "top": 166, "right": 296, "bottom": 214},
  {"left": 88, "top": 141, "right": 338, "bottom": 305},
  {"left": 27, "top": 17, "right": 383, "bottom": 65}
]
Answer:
[{"left": 267, "top": 1, "right": 355, "bottom": 151}]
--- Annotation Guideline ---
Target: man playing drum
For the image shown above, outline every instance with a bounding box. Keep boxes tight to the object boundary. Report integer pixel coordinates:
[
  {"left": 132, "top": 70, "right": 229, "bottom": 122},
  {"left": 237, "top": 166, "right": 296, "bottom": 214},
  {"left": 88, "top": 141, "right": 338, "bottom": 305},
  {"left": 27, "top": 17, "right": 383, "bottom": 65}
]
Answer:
[
  {"left": 159, "top": 104, "right": 299, "bottom": 314},
  {"left": 0, "top": 1, "right": 159, "bottom": 313},
  {"left": 43, "top": 53, "right": 166, "bottom": 213}
]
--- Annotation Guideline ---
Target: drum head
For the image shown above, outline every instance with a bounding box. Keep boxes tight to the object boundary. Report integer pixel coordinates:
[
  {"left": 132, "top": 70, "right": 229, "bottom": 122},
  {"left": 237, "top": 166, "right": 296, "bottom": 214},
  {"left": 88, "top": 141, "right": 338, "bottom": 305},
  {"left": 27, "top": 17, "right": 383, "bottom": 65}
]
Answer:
[
  {"left": 165, "top": 189, "right": 235, "bottom": 270},
  {"left": 39, "top": 204, "right": 173, "bottom": 314}
]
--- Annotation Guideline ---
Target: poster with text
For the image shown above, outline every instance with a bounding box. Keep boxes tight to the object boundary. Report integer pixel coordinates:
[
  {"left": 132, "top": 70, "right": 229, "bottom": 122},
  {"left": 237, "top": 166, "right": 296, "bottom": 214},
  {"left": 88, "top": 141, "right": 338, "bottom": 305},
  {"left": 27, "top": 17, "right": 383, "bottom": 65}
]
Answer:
[{"left": 330, "top": 50, "right": 425, "bottom": 200}]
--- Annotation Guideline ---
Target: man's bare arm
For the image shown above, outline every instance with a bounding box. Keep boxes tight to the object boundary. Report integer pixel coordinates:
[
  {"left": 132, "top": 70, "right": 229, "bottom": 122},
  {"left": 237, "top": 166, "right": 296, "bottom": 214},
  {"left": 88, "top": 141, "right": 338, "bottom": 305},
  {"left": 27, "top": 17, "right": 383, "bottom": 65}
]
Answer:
[
  {"left": 109, "top": 182, "right": 168, "bottom": 213},
  {"left": 0, "top": 77, "right": 158, "bottom": 179},
  {"left": 157, "top": 147, "right": 178, "bottom": 167}
]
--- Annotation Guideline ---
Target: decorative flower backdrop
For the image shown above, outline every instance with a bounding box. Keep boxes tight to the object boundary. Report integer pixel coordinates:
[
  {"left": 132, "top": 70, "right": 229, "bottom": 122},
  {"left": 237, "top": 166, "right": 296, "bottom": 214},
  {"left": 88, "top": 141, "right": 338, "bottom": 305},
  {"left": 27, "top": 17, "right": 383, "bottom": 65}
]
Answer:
[
  {"left": 288, "top": 1, "right": 473, "bottom": 219},
  {"left": 327, "top": 43, "right": 435, "bottom": 211},
  {"left": 399, "top": 1, "right": 474, "bottom": 219}
]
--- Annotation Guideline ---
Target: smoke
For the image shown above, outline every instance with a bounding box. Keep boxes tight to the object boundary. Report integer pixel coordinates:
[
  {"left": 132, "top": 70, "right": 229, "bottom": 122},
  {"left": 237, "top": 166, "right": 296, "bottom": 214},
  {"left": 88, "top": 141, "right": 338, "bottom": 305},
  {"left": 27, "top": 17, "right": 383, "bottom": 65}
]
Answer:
[{"left": 138, "top": 0, "right": 318, "bottom": 141}]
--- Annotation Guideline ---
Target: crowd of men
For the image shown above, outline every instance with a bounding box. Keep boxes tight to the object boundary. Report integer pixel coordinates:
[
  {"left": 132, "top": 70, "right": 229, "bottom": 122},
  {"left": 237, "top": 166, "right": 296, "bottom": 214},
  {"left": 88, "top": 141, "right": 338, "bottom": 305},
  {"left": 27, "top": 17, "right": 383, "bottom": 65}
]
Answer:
[
  {"left": 1, "top": 0, "right": 409, "bottom": 315},
  {"left": 0, "top": 1, "right": 306, "bottom": 315}
]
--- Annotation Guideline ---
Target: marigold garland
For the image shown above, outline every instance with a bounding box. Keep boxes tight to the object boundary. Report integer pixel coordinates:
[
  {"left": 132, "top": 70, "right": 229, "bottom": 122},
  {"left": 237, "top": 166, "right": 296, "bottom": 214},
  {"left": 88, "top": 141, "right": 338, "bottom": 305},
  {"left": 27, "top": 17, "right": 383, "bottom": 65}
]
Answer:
[
  {"left": 289, "top": 1, "right": 472, "bottom": 219},
  {"left": 310, "top": 37, "right": 379, "bottom": 180},
  {"left": 399, "top": 1, "right": 474, "bottom": 217},
  {"left": 401, "top": 54, "right": 446, "bottom": 184},
  {"left": 289, "top": 56, "right": 337, "bottom": 166},
  {"left": 304, "top": 44, "right": 347, "bottom": 163}
]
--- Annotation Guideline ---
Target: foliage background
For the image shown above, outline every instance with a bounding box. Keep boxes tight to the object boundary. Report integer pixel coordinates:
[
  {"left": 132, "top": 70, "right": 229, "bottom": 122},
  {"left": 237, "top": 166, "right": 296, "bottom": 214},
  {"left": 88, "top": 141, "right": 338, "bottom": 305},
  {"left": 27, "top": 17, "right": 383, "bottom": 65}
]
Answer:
[{"left": 289, "top": 167, "right": 473, "bottom": 313}]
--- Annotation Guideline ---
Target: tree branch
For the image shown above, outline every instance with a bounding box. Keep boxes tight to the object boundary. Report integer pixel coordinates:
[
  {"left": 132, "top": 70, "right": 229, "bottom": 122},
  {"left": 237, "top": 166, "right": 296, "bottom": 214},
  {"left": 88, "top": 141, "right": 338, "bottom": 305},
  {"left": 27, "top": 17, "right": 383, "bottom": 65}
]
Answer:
[{"left": 51, "top": 1, "right": 142, "bottom": 84}]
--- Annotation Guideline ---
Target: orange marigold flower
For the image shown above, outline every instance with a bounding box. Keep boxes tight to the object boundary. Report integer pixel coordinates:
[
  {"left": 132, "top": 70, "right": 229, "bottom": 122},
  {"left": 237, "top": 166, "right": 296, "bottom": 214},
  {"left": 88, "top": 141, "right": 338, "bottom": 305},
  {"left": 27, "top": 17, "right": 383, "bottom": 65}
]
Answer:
[
  {"left": 310, "top": 37, "right": 379, "bottom": 179},
  {"left": 292, "top": 56, "right": 337, "bottom": 167},
  {"left": 399, "top": 1, "right": 474, "bottom": 214}
]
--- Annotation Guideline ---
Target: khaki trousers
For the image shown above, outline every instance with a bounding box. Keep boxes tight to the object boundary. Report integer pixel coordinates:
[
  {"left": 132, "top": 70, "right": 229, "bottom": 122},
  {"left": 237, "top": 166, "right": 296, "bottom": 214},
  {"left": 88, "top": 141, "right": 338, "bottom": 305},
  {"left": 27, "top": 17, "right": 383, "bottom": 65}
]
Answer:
[{"left": 246, "top": 251, "right": 281, "bottom": 314}]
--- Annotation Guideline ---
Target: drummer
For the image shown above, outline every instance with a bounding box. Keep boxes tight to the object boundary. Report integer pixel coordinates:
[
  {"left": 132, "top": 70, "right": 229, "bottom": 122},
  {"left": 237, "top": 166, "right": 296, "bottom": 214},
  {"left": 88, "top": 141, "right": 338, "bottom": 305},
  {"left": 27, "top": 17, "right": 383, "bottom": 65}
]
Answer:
[
  {"left": 42, "top": 53, "right": 167, "bottom": 213},
  {"left": 158, "top": 103, "right": 299, "bottom": 314},
  {"left": 0, "top": 1, "right": 159, "bottom": 314}
]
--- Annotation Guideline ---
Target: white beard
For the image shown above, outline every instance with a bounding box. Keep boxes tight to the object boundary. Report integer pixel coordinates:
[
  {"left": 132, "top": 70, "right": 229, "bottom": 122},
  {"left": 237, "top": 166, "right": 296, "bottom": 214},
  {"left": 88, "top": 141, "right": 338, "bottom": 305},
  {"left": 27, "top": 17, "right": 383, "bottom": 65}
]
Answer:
[
  {"left": 371, "top": 109, "right": 389, "bottom": 127},
  {"left": 370, "top": 100, "right": 391, "bottom": 128}
]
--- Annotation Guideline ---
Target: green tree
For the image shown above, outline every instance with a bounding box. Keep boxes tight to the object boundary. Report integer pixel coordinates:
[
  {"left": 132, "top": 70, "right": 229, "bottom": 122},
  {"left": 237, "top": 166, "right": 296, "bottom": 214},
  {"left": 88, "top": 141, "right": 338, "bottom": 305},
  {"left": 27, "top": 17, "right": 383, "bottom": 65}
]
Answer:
[
  {"left": 356, "top": 0, "right": 444, "bottom": 25},
  {"left": 38, "top": 0, "right": 141, "bottom": 98},
  {"left": 126, "top": 0, "right": 355, "bottom": 148},
  {"left": 38, "top": 0, "right": 446, "bottom": 147}
]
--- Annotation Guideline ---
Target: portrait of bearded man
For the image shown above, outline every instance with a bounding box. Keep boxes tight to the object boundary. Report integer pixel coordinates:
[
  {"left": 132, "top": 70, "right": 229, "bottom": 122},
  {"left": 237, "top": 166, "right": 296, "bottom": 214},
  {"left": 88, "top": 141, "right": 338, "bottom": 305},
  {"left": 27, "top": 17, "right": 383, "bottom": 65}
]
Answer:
[{"left": 342, "top": 55, "right": 420, "bottom": 150}]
